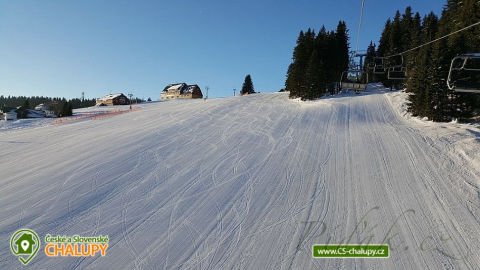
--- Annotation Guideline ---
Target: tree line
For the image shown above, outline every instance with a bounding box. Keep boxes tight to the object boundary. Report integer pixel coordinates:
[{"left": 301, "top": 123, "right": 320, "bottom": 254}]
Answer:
[
  {"left": 369, "top": 1, "right": 480, "bottom": 121},
  {"left": 285, "top": 21, "right": 350, "bottom": 100},
  {"left": 0, "top": 95, "right": 96, "bottom": 117},
  {"left": 285, "top": 1, "right": 478, "bottom": 121}
]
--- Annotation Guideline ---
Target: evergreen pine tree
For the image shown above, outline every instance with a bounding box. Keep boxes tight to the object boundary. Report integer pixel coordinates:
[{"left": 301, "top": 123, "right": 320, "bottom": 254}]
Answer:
[
  {"left": 67, "top": 102, "right": 73, "bottom": 116},
  {"left": 400, "top": 7, "right": 414, "bottom": 49},
  {"left": 286, "top": 31, "right": 306, "bottom": 98},
  {"left": 389, "top": 11, "right": 403, "bottom": 54},
  {"left": 23, "top": 99, "right": 30, "bottom": 109},
  {"left": 377, "top": 19, "right": 392, "bottom": 56},
  {"left": 305, "top": 48, "right": 326, "bottom": 100},
  {"left": 407, "top": 12, "right": 438, "bottom": 117},
  {"left": 376, "top": 19, "right": 392, "bottom": 85},
  {"left": 335, "top": 21, "right": 350, "bottom": 80},
  {"left": 241, "top": 74, "right": 255, "bottom": 95}
]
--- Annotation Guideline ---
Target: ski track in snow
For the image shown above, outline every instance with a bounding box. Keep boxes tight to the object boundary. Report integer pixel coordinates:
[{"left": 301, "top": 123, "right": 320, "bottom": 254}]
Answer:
[{"left": 0, "top": 91, "right": 479, "bottom": 269}]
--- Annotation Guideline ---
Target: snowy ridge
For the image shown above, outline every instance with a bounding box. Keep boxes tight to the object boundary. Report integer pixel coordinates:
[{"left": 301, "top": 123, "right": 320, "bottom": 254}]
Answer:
[{"left": 0, "top": 92, "right": 479, "bottom": 269}]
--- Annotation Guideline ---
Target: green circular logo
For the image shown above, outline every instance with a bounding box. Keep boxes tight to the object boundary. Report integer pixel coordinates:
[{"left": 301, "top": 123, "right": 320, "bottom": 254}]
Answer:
[{"left": 10, "top": 229, "right": 41, "bottom": 265}]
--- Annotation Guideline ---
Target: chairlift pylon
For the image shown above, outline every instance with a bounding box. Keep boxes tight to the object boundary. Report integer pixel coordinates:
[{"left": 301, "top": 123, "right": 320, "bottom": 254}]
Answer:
[
  {"left": 339, "top": 52, "right": 368, "bottom": 93},
  {"left": 447, "top": 53, "right": 480, "bottom": 93}
]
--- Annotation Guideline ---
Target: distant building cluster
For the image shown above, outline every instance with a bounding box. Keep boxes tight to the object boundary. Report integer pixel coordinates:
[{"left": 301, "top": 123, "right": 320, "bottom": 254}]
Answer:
[
  {"left": 160, "top": 83, "right": 203, "bottom": 100},
  {"left": 2, "top": 82, "right": 204, "bottom": 122},
  {"left": 1, "top": 103, "right": 57, "bottom": 121},
  {"left": 94, "top": 83, "right": 203, "bottom": 107}
]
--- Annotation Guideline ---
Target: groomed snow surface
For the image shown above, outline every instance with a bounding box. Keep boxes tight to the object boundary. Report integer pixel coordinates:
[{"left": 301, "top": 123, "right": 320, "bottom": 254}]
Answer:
[{"left": 1, "top": 87, "right": 480, "bottom": 269}]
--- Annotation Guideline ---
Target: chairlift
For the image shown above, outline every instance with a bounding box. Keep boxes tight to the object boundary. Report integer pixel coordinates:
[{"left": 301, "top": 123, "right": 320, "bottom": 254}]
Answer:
[
  {"left": 386, "top": 55, "right": 407, "bottom": 80},
  {"left": 339, "top": 69, "right": 367, "bottom": 93},
  {"left": 346, "top": 69, "right": 363, "bottom": 81},
  {"left": 387, "top": 66, "right": 407, "bottom": 80},
  {"left": 372, "top": 57, "right": 386, "bottom": 74},
  {"left": 339, "top": 53, "right": 369, "bottom": 93},
  {"left": 447, "top": 53, "right": 480, "bottom": 93},
  {"left": 387, "top": 54, "right": 404, "bottom": 67}
]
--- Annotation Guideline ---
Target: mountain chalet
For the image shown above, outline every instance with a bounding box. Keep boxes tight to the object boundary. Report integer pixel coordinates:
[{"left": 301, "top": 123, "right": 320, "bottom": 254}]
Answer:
[{"left": 161, "top": 83, "right": 203, "bottom": 100}]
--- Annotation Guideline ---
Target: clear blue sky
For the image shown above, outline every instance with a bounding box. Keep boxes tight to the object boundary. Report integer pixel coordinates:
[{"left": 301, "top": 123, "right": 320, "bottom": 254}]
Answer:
[{"left": 0, "top": 0, "right": 443, "bottom": 99}]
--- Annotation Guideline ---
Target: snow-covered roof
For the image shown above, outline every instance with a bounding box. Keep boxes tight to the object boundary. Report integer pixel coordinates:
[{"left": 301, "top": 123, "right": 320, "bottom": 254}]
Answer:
[
  {"left": 35, "top": 103, "right": 48, "bottom": 110},
  {"left": 162, "top": 83, "right": 201, "bottom": 93},
  {"left": 163, "top": 83, "right": 187, "bottom": 92},
  {"left": 161, "top": 83, "right": 202, "bottom": 97},
  {"left": 168, "top": 84, "right": 185, "bottom": 91},
  {"left": 98, "top": 93, "right": 125, "bottom": 101},
  {"left": 184, "top": 85, "right": 199, "bottom": 93}
]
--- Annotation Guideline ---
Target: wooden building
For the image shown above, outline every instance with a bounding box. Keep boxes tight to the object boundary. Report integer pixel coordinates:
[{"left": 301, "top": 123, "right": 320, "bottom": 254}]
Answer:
[
  {"left": 96, "top": 93, "right": 130, "bottom": 106},
  {"left": 160, "top": 83, "right": 203, "bottom": 100}
]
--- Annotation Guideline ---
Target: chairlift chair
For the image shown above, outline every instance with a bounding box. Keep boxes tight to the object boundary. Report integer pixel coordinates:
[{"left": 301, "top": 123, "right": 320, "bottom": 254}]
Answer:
[
  {"left": 447, "top": 53, "right": 480, "bottom": 93},
  {"left": 386, "top": 55, "right": 407, "bottom": 80},
  {"left": 373, "top": 57, "right": 386, "bottom": 74},
  {"left": 339, "top": 69, "right": 367, "bottom": 93},
  {"left": 387, "top": 66, "right": 407, "bottom": 80},
  {"left": 367, "top": 60, "right": 375, "bottom": 69},
  {"left": 339, "top": 52, "right": 369, "bottom": 93}
]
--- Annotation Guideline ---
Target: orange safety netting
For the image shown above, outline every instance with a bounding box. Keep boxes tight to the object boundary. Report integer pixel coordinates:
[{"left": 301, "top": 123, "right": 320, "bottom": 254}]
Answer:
[{"left": 51, "top": 107, "right": 141, "bottom": 125}]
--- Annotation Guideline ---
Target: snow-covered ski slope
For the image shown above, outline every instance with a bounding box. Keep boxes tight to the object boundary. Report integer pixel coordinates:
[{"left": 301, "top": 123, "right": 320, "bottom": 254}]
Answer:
[{"left": 1, "top": 90, "right": 480, "bottom": 269}]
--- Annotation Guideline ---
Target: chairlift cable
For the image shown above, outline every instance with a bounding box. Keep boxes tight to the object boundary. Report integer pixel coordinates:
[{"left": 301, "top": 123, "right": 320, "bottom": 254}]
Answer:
[
  {"left": 384, "top": 20, "right": 480, "bottom": 58},
  {"left": 354, "top": 0, "right": 367, "bottom": 52}
]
